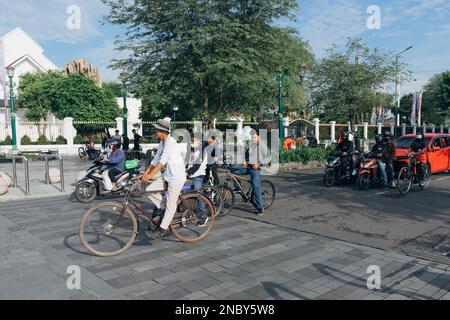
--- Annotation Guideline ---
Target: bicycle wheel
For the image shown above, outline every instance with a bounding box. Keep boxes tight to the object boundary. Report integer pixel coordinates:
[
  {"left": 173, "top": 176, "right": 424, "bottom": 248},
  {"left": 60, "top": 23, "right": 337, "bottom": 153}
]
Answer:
[
  {"left": 79, "top": 201, "right": 138, "bottom": 257},
  {"left": 219, "top": 185, "right": 236, "bottom": 216},
  {"left": 201, "top": 185, "right": 223, "bottom": 217},
  {"left": 169, "top": 192, "right": 215, "bottom": 243},
  {"left": 397, "top": 167, "right": 412, "bottom": 195},
  {"left": 78, "top": 147, "right": 86, "bottom": 160},
  {"left": 261, "top": 180, "right": 276, "bottom": 209},
  {"left": 419, "top": 164, "right": 431, "bottom": 189}
]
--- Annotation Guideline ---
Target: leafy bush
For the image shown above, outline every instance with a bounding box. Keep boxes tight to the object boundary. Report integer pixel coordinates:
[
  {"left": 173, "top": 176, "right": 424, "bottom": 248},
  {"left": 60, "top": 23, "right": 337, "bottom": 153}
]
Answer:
[
  {"left": 73, "top": 134, "right": 84, "bottom": 144},
  {"left": 20, "top": 135, "right": 32, "bottom": 145},
  {"left": 55, "top": 135, "right": 67, "bottom": 144},
  {"left": 37, "top": 134, "right": 49, "bottom": 145},
  {"left": 280, "top": 147, "right": 334, "bottom": 164}
]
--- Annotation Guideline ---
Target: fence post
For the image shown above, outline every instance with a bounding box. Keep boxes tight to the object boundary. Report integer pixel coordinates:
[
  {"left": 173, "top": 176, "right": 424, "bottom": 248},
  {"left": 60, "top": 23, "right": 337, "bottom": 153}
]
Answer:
[
  {"left": 363, "top": 122, "right": 368, "bottom": 140},
  {"left": 390, "top": 123, "right": 395, "bottom": 136},
  {"left": 330, "top": 121, "right": 336, "bottom": 142},
  {"left": 213, "top": 118, "right": 217, "bottom": 130},
  {"left": 440, "top": 125, "right": 444, "bottom": 133},
  {"left": 423, "top": 123, "right": 427, "bottom": 133},
  {"left": 313, "top": 118, "right": 320, "bottom": 144},
  {"left": 401, "top": 123, "right": 406, "bottom": 136},
  {"left": 413, "top": 125, "right": 417, "bottom": 135},
  {"left": 377, "top": 123, "right": 382, "bottom": 135},
  {"left": 347, "top": 121, "right": 351, "bottom": 133},
  {"left": 283, "top": 117, "right": 290, "bottom": 139},
  {"left": 63, "top": 117, "right": 75, "bottom": 152},
  {"left": 431, "top": 124, "right": 436, "bottom": 134}
]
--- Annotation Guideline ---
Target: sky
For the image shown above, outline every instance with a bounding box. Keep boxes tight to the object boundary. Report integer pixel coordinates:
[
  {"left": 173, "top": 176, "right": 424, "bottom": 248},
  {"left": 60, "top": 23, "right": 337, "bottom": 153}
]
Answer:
[{"left": 1, "top": 0, "right": 449, "bottom": 95}]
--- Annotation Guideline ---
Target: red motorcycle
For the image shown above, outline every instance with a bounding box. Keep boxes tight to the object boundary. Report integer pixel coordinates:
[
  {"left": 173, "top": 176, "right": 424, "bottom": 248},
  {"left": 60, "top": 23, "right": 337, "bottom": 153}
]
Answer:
[{"left": 357, "top": 152, "right": 384, "bottom": 190}]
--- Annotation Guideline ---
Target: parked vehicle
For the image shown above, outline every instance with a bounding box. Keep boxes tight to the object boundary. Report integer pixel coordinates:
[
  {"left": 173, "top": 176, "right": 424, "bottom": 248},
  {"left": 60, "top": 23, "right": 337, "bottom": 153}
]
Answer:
[
  {"left": 323, "top": 151, "right": 361, "bottom": 187},
  {"left": 356, "top": 152, "right": 383, "bottom": 190},
  {"left": 394, "top": 134, "right": 450, "bottom": 175},
  {"left": 74, "top": 158, "right": 141, "bottom": 203}
]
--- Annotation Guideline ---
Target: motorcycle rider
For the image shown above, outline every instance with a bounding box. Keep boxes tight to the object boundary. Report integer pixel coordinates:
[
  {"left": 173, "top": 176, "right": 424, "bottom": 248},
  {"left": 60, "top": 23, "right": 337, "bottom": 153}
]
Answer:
[
  {"left": 102, "top": 140, "right": 126, "bottom": 191},
  {"left": 410, "top": 130, "right": 427, "bottom": 181},
  {"left": 382, "top": 131, "right": 396, "bottom": 188},
  {"left": 371, "top": 134, "right": 388, "bottom": 188},
  {"left": 335, "top": 131, "right": 354, "bottom": 177}
]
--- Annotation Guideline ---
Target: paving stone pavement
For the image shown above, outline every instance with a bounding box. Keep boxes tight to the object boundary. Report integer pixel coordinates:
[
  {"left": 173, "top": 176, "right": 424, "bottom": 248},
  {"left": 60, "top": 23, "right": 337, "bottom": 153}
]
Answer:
[{"left": 0, "top": 198, "right": 449, "bottom": 300}]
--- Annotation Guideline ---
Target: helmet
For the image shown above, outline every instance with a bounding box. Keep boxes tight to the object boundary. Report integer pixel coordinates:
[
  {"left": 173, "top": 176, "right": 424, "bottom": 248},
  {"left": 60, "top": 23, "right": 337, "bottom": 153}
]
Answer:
[
  {"left": 375, "top": 134, "right": 383, "bottom": 144},
  {"left": 342, "top": 131, "right": 349, "bottom": 140},
  {"left": 110, "top": 140, "right": 121, "bottom": 149},
  {"left": 383, "top": 131, "right": 392, "bottom": 139}
]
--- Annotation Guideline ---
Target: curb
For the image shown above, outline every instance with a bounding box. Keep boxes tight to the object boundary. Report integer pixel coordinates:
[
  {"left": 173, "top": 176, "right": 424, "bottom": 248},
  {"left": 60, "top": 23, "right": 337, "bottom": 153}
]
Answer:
[
  {"left": 279, "top": 161, "right": 325, "bottom": 171},
  {"left": 0, "top": 191, "right": 72, "bottom": 203}
]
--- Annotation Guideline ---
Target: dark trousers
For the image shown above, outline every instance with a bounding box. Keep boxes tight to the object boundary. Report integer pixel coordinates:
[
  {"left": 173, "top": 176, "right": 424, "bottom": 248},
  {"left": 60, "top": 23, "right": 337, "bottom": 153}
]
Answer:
[
  {"left": 205, "top": 164, "right": 220, "bottom": 185},
  {"left": 232, "top": 165, "right": 263, "bottom": 210},
  {"left": 108, "top": 168, "right": 122, "bottom": 183}
]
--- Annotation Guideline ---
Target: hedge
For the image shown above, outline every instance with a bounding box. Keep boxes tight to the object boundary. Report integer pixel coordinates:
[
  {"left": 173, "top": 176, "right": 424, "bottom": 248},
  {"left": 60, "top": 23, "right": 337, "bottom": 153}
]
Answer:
[{"left": 280, "top": 146, "right": 334, "bottom": 165}]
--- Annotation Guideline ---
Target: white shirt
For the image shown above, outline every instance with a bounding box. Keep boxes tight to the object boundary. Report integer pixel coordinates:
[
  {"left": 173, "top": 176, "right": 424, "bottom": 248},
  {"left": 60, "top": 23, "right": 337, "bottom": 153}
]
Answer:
[
  {"left": 187, "top": 148, "right": 208, "bottom": 178},
  {"left": 151, "top": 136, "right": 186, "bottom": 183}
]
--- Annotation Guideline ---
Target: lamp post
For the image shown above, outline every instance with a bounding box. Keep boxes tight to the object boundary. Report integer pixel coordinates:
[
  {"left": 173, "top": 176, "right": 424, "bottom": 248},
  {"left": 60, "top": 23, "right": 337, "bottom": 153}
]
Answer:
[
  {"left": 173, "top": 106, "right": 179, "bottom": 127},
  {"left": 6, "top": 66, "right": 17, "bottom": 150},
  {"left": 395, "top": 46, "right": 413, "bottom": 126},
  {"left": 276, "top": 72, "right": 284, "bottom": 149},
  {"left": 120, "top": 69, "right": 128, "bottom": 138}
]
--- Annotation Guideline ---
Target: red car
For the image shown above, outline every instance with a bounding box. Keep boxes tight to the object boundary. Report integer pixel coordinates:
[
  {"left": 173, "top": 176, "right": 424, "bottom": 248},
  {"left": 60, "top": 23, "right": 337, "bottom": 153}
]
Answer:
[{"left": 394, "top": 133, "right": 450, "bottom": 174}]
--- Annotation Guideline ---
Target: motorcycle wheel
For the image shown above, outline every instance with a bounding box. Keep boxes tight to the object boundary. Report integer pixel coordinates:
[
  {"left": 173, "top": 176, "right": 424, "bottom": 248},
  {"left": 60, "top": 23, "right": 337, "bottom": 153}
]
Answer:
[
  {"left": 75, "top": 181, "right": 98, "bottom": 203},
  {"left": 323, "top": 169, "right": 336, "bottom": 187},
  {"left": 357, "top": 173, "right": 371, "bottom": 190}
]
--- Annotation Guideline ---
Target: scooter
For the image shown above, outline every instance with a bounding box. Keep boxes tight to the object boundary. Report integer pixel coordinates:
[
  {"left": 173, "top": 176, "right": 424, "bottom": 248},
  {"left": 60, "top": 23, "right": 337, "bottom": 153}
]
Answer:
[
  {"left": 356, "top": 152, "right": 384, "bottom": 190},
  {"left": 74, "top": 156, "right": 141, "bottom": 203},
  {"left": 323, "top": 151, "right": 360, "bottom": 187}
]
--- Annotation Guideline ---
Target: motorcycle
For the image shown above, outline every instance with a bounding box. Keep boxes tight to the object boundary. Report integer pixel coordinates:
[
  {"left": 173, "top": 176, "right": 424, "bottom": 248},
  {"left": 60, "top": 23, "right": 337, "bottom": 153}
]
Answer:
[
  {"left": 323, "top": 151, "right": 360, "bottom": 187},
  {"left": 356, "top": 152, "right": 384, "bottom": 190},
  {"left": 74, "top": 156, "right": 141, "bottom": 203}
]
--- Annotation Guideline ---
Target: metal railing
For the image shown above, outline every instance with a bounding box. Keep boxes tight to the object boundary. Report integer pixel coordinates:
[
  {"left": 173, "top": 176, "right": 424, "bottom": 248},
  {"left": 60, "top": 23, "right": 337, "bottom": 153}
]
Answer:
[
  {"left": 12, "top": 155, "right": 30, "bottom": 196},
  {"left": 42, "top": 154, "right": 65, "bottom": 193}
]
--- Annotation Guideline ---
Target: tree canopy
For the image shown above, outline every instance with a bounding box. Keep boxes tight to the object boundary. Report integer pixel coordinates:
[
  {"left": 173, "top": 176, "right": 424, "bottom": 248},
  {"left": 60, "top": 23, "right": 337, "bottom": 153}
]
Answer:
[
  {"left": 17, "top": 72, "right": 120, "bottom": 134},
  {"left": 422, "top": 71, "right": 450, "bottom": 125},
  {"left": 102, "top": 0, "right": 313, "bottom": 121},
  {"left": 307, "top": 38, "right": 405, "bottom": 124}
]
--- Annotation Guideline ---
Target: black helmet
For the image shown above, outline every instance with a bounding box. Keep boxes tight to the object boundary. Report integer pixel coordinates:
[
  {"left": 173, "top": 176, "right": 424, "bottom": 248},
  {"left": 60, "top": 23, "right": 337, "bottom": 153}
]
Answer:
[
  {"left": 383, "top": 131, "right": 392, "bottom": 138},
  {"left": 342, "top": 131, "right": 349, "bottom": 139},
  {"left": 110, "top": 140, "right": 121, "bottom": 148},
  {"left": 375, "top": 134, "right": 383, "bottom": 143}
]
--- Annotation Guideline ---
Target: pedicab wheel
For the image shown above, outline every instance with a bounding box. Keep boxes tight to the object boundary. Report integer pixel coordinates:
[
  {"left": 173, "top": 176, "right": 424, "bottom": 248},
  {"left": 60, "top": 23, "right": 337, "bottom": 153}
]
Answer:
[{"left": 79, "top": 201, "right": 138, "bottom": 257}]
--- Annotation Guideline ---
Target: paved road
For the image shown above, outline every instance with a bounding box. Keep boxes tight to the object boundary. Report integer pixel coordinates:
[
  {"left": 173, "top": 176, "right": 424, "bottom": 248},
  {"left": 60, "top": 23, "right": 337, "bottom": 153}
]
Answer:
[
  {"left": 232, "top": 168, "right": 450, "bottom": 257},
  {"left": 0, "top": 167, "right": 450, "bottom": 299}
]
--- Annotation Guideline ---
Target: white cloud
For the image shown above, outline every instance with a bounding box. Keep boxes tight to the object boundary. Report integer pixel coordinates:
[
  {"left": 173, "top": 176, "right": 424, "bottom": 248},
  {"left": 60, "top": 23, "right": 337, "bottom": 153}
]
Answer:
[
  {"left": 425, "top": 24, "right": 450, "bottom": 36},
  {"left": 402, "top": 0, "right": 447, "bottom": 17},
  {"left": 0, "top": 0, "right": 109, "bottom": 44},
  {"left": 296, "top": 0, "right": 366, "bottom": 56}
]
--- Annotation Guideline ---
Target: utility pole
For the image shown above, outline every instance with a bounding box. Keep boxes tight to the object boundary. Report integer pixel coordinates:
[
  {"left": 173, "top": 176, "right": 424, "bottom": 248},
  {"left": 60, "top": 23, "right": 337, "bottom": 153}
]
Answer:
[
  {"left": 395, "top": 46, "right": 413, "bottom": 126},
  {"left": 277, "top": 73, "right": 284, "bottom": 150}
]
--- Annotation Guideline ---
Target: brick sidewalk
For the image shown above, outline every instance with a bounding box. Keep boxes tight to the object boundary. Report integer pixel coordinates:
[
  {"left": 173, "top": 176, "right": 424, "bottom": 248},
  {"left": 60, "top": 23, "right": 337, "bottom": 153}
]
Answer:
[{"left": 0, "top": 198, "right": 449, "bottom": 300}]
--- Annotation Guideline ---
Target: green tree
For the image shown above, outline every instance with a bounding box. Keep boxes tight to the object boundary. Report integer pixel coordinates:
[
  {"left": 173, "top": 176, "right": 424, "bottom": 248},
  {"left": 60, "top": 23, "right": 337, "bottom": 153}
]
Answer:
[
  {"left": 308, "top": 38, "right": 407, "bottom": 124},
  {"left": 103, "top": 81, "right": 123, "bottom": 97},
  {"left": 17, "top": 72, "right": 120, "bottom": 134},
  {"left": 422, "top": 71, "right": 450, "bottom": 125},
  {"left": 102, "top": 0, "right": 313, "bottom": 121}
]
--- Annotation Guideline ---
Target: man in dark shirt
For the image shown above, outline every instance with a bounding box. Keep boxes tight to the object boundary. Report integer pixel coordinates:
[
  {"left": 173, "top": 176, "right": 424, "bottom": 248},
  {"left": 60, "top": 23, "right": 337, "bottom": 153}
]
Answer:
[
  {"left": 204, "top": 136, "right": 221, "bottom": 185},
  {"left": 122, "top": 134, "right": 130, "bottom": 151},
  {"left": 132, "top": 129, "right": 142, "bottom": 151},
  {"left": 382, "top": 131, "right": 396, "bottom": 187},
  {"left": 371, "top": 135, "right": 388, "bottom": 187},
  {"left": 410, "top": 131, "right": 427, "bottom": 180}
]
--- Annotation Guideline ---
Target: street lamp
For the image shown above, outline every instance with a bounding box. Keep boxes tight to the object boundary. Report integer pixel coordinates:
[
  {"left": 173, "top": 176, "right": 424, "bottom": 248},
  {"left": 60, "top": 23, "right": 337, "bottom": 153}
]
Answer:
[
  {"left": 120, "top": 69, "right": 128, "bottom": 138},
  {"left": 395, "top": 46, "right": 413, "bottom": 126},
  {"left": 276, "top": 72, "right": 284, "bottom": 150},
  {"left": 172, "top": 106, "right": 179, "bottom": 129},
  {"left": 6, "top": 66, "right": 17, "bottom": 150}
]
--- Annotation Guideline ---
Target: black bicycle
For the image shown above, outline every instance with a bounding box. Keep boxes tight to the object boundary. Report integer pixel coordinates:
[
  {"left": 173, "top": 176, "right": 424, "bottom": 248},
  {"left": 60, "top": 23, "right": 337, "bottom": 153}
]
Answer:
[{"left": 217, "top": 164, "right": 275, "bottom": 216}]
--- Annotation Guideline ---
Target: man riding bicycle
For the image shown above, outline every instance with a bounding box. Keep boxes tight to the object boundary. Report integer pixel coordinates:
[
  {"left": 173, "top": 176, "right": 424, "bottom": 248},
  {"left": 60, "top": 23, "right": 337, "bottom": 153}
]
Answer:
[
  {"left": 410, "top": 131, "right": 427, "bottom": 181},
  {"left": 140, "top": 118, "right": 186, "bottom": 240},
  {"left": 382, "top": 131, "right": 396, "bottom": 188},
  {"left": 232, "top": 129, "right": 271, "bottom": 216}
]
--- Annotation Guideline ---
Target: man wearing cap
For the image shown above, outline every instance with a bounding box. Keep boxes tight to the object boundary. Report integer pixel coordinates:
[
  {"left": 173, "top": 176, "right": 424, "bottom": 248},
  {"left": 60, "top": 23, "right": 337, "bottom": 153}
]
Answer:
[{"left": 140, "top": 118, "right": 186, "bottom": 240}]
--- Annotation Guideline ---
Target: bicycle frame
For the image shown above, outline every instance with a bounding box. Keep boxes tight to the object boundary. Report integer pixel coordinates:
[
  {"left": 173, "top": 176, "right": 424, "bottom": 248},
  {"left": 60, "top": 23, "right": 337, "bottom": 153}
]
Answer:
[{"left": 224, "top": 171, "right": 252, "bottom": 202}]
